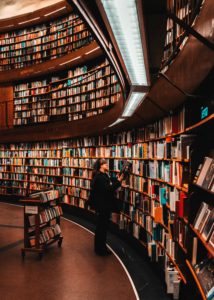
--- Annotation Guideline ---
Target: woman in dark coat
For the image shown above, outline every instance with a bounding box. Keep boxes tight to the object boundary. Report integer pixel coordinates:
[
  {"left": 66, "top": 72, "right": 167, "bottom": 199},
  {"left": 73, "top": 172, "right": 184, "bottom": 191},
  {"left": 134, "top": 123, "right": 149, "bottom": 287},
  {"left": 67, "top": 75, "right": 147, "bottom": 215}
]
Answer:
[{"left": 90, "top": 158, "right": 123, "bottom": 256}]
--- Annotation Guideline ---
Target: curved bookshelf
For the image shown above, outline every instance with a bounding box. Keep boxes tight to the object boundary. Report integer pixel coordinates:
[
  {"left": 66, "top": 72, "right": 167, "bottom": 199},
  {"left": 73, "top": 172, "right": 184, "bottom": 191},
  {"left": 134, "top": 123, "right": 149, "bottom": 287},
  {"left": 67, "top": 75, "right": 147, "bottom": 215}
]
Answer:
[
  {"left": 0, "top": 11, "right": 94, "bottom": 71},
  {"left": 161, "top": 0, "right": 203, "bottom": 71},
  {"left": 13, "top": 58, "right": 121, "bottom": 125},
  {"left": 186, "top": 260, "right": 207, "bottom": 300},
  {"left": 0, "top": 100, "right": 213, "bottom": 298},
  {"left": 190, "top": 224, "right": 214, "bottom": 257}
]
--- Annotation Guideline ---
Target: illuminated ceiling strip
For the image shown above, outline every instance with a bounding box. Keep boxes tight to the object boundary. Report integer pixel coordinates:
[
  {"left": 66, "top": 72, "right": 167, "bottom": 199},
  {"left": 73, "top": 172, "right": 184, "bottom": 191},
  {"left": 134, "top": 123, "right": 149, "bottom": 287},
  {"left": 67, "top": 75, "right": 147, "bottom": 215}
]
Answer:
[
  {"left": 0, "top": 24, "right": 14, "bottom": 29},
  {"left": 19, "top": 17, "right": 40, "bottom": 25},
  {"left": 108, "top": 118, "right": 124, "bottom": 127},
  {"left": 44, "top": 6, "right": 67, "bottom": 17},
  {"left": 72, "top": 0, "right": 125, "bottom": 90},
  {"left": 122, "top": 92, "right": 146, "bottom": 117},
  {"left": 85, "top": 47, "right": 100, "bottom": 55},
  {"left": 101, "top": 0, "right": 148, "bottom": 86},
  {"left": 59, "top": 56, "right": 81, "bottom": 66}
]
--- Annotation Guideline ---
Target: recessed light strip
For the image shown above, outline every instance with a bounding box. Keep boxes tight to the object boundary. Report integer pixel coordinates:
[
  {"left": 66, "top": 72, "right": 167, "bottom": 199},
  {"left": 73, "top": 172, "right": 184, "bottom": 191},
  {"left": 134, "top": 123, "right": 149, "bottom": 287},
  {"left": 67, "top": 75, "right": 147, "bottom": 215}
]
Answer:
[
  {"left": 59, "top": 56, "right": 81, "bottom": 66},
  {"left": 108, "top": 118, "right": 125, "bottom": 127},
  {"left": 72, "top": 0, "right": 125, "bottom": 90},
  {"left": 0, "top": 24, "right": 14, "bottom": 29},
  {"left": 44, "top": 6, "right": 67, "bottom": 17},
  {"left": 85, "top": 47, "right": 100, "bottom": 55},
  {"left": 19, "top": 17, "right": 40, "bottom": 25},
  {"left": 101, "top": 0, "right": 148, "bottom": 86},
  {"left": 122, "top": 92, "right": 146, "bottom": 117}
]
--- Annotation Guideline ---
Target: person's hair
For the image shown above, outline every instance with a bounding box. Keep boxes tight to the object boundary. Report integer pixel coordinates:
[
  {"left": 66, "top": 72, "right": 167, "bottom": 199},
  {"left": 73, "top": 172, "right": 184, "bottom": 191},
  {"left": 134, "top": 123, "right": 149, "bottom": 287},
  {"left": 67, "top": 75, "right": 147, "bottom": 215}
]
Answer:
[{"left": 92, "top": 158, "right": 107, "bottom": 178}]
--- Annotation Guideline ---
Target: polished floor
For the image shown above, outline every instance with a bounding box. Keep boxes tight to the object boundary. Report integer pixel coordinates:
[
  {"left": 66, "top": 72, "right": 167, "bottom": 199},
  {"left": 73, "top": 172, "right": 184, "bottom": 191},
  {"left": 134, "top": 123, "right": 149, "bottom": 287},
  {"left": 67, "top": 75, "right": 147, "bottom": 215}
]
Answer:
[{"left": 0, "top": 202, "right": 136, "bottom": 300}]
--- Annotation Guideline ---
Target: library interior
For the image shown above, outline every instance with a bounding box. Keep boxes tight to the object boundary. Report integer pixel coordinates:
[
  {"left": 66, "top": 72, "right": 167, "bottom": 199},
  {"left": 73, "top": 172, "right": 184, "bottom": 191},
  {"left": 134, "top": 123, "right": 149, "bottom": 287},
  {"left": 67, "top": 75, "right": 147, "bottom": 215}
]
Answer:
[{"left": 0, "top": 0, "right": 213, "bottom": 299}]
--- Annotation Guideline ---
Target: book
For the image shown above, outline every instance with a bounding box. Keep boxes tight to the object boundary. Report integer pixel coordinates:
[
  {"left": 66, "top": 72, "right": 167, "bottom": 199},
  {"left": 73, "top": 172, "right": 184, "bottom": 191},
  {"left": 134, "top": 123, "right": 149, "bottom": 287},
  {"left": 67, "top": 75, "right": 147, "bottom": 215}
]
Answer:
[
  {"left": 198, "top": 207, "right": 211, "bottom": 233},
  {"left": 208, "top": 228, "right": 214, "bottom": 248},
  {"left": 154, "top": 206, "right": 163, "bottom": 223},
  {"left": 202, "top": 159, "right": 214, "bottom": 190},
  {"left": 193, "top": 202, "right": 208, "bottom": 230},
  {"left": 196, "top": 157, "right": 214, "bottom": 187},
  {"left": 191, "top": 237, "right": 198, "bottom": 266},
  {"left": 165, "top": 267, "right": 179, "bottom": 294},
  {"left": 195, "top": 259, "right": 214, "bottom": 300},
  {"left": 179, "top": 134, "right": 196, "bottom": 159},
  {"left": 159, "top": 187, "right": 167, "bottom": 205},
  {"left": 173, "top": 280, "right": 181, "bottom": 300},
  {"left": 201, "top": 208, "right": 214, "bottom": 240}
]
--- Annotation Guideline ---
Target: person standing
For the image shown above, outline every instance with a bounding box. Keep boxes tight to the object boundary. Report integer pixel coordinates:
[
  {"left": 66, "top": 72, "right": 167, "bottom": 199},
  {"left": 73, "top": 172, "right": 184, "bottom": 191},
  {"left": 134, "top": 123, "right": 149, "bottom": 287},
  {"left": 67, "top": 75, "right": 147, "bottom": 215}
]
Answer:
[{"left": 90, "top": 158, "right": 123, "bottom": 256}]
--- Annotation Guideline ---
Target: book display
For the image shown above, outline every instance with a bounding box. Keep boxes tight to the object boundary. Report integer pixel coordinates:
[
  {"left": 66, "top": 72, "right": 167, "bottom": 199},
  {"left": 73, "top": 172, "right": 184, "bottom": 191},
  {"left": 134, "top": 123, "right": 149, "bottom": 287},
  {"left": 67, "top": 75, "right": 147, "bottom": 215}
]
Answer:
[
  {"left": 0, "top": 13, "right": 94, "bottom": 71},
  {"left": 13, "top": 59, "right": 121, "bottom": 125},
  {"left": 21, "top": 189, "right": 63, "bottom": 259}
]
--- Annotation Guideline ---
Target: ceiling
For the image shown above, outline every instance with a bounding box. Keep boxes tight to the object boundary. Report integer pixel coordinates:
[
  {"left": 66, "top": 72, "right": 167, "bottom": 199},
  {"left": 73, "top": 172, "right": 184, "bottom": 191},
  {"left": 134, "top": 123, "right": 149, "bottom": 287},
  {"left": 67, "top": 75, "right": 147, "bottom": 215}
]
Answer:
[{"left": 0, "top": 0, "right": 63, "bottom": 19}]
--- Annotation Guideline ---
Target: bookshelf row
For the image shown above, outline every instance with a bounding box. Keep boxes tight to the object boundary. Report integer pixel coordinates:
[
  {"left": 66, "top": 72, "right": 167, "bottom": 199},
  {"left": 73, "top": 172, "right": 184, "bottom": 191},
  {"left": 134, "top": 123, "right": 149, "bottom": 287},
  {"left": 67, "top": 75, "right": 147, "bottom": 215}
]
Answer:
[
  {"left": 13, "top": 59, "right": 121, "bottom": 125},
  {"left": 0, "top": 13, "right": 94, "bottom": 71},
  {"left": 0, "top": 108, "right": 213, "bottom": 297},
  {"left": 161, "top": 0, "right": 203, "bottom": 71}
]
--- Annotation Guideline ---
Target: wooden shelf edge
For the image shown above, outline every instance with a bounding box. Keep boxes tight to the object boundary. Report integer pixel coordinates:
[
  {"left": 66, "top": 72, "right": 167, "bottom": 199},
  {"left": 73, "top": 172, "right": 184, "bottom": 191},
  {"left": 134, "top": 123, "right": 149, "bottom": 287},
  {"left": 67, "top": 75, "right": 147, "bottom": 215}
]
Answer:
[
  {"left": 189, "top": 224, "right": 214, "bottom": 257},
  {"left": 0, "top": 41, "right": 102, "bottom": 84},
  {"left": 186, "top": 259, "right": 207, "bottom": 300},
  {"left": 193, "top": 183, "right": 214, "bottom": 196},
  {"left": 157, "top": 241, "right": 187, "bottom": 284}
]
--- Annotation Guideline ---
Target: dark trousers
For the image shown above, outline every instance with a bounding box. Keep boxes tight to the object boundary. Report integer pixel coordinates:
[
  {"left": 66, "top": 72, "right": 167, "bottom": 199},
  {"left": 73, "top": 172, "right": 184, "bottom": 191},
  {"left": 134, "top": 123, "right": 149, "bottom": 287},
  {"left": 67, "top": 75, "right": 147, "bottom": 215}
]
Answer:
[{"left": 94, "top": 210, "right": 111, "bottom": 252}]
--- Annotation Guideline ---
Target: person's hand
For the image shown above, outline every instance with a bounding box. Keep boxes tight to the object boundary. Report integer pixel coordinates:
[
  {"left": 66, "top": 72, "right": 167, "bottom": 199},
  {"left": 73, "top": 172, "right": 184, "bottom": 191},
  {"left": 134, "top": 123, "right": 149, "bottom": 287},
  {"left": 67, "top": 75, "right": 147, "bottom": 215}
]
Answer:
[{"left": 117, "top": 173, "right": 124, "bottom": 182}]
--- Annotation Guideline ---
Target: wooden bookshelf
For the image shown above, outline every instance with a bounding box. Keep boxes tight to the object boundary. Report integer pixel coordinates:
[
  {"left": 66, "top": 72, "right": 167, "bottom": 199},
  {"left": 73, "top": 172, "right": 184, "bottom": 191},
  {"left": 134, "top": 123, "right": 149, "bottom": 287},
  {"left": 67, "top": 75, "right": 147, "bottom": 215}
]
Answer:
[
  {"left": 157, "top": 241, "right": 187, "bottom": 284},
  {"left": 193, "top": 183, "right": 214, "bottom": 196},
  {"left": 0, "top": 93, "right": 213, "bottom": 297},
  {"left": 0, "top": 12, "right": 94, "bottom": 71},
  {"left": 161, "top": 0, "right": 203, "bottom": 71},
  {"left": 13, "top": 58, "right": 121, "bottom": 125},
  {"left": 190, "top": 224, "right": 214, "bottom": 257},
  {"left": 186, "top": 260, "right": 207, "bottom": 300}
]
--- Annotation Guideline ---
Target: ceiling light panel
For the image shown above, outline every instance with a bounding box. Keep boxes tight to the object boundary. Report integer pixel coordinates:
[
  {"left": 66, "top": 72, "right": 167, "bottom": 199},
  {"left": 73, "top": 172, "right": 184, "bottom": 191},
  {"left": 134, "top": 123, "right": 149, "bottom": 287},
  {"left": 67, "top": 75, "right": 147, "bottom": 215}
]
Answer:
[
  {"left": 122, "top": 92, "right": 146, "bottom": 117},
  {"left": 101, "top": 0, "right": 148, "bottom": 86}
]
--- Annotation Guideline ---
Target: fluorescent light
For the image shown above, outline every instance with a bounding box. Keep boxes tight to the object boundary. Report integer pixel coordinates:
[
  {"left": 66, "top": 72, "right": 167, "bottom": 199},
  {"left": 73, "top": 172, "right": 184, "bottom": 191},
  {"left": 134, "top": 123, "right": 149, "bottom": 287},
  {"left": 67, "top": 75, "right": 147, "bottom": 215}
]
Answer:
[
  {"left": 44, "top": 6, "right": 67, "bottom": 17},
  {"left": 72, "top": 0, "right": 126, "bottom": 89},
  {"left": 101, "top": 0, "right": 148, "bottom": 86},
  {"left": 19, "top": 17, "right": 40, "bottom": 25},
  {"left": 59, "top": 56, "right": 81, "bottom": 66},
  {"left": 0, "top": 25, "right": 14, "bottom": 29},
  {"left": 122, "top": 92, "right": 146, "bottom": 117},
  {"left": 85, "top": 47, "right": 100, "bottom": 55},
  {"left": 108, "top": 118, "right": 124, "bottom": 127}
]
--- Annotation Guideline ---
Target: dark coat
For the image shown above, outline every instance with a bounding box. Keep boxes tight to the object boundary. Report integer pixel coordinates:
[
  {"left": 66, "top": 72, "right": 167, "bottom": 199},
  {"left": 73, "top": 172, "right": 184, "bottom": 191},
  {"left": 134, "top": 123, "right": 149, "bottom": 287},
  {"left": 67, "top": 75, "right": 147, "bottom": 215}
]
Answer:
[{"left": 90, "top": 172, "right": 121, "bottom": 213}]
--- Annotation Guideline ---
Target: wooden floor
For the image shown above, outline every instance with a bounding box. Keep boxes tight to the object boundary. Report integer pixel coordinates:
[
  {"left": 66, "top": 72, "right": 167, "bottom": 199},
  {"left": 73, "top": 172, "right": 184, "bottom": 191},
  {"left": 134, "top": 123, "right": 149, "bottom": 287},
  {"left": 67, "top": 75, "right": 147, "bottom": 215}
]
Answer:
[{"left": 0, "top": 202, "right": 136, "bottom": 300}]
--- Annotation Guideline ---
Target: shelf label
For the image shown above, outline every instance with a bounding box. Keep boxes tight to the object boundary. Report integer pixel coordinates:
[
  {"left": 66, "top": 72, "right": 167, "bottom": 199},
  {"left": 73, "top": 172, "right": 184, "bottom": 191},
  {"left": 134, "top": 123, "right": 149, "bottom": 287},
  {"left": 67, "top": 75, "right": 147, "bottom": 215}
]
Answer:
[{"left": 25, "top": 206, "right": 38, "bottom": 214}]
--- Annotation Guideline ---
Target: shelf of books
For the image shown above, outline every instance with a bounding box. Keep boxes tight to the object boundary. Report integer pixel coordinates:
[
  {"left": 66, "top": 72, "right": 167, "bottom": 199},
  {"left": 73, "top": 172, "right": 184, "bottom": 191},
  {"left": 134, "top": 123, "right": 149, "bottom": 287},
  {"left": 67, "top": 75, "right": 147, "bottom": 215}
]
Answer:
[
  {"left": 13, "top": 58, "right": 121, "bottom": 125},
  {"left": 0, "top": 104, "right": 213, "bottom": 296},
  {"left": 186, "top": 259, "right": 213, "bottom": 300},
  {"left": 161, "top": 0, "right": 203, "bottom": 71},
  {"left": 0, "top": 13, "right": 94, "bottom": 71},
  {"left": 184, "top": 129, "right": 214, "bottom": 300},
  {"left": 21, "top": 189, "right": 63, "bottom": 259}
]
